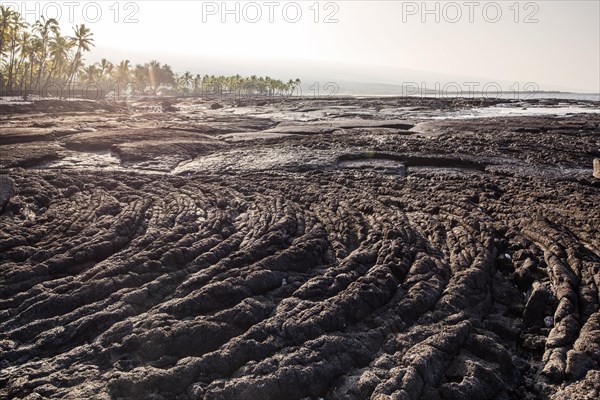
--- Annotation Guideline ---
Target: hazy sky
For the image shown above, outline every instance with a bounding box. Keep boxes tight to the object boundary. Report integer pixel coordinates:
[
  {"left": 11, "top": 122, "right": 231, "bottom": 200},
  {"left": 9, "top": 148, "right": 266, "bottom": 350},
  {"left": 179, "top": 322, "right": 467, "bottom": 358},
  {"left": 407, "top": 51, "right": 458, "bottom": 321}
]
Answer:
[{"left": 6, "top": 0, "right": 600, "bottom": 92}]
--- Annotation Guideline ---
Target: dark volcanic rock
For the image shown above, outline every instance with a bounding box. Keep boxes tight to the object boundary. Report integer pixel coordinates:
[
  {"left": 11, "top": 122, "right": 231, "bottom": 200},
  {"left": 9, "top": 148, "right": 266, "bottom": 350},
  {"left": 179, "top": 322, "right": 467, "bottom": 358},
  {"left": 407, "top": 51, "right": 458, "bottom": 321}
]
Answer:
[
  {"left": 0, "top": 99, "right": 124, "bottom": 114},
  {"left": 161, "top": 100, "right": 179, "bottom": 112},
  {"left": 0, "top": 175, "right": 15, "bottom": 211},
  {"left": 523, "top": 281, "right": 552, "bottom": 326},
  {"left": 0, "top": 96, "right": 599, "bottom": 400}
]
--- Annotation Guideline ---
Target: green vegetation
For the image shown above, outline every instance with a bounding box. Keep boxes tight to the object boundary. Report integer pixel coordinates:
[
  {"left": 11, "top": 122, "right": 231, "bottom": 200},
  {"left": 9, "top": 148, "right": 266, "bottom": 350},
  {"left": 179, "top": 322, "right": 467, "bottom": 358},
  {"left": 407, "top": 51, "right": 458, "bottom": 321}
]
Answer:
[{"left": 0, "top": 7, "right": 301, "bottom": 98}]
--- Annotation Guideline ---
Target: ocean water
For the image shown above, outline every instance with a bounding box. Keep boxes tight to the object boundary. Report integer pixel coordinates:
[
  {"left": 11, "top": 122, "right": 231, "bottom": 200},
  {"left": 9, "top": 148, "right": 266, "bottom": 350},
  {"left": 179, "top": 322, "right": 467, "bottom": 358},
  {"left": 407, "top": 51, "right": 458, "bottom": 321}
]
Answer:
[
  {"left": 355, "top": 92, "right": 600, "bottom": 102},
  {"left": 514, "top": 92, "right": 600, "bottom": 102},
  {"left": 433, "top": 105, "right": 599, "bottom": 120}
]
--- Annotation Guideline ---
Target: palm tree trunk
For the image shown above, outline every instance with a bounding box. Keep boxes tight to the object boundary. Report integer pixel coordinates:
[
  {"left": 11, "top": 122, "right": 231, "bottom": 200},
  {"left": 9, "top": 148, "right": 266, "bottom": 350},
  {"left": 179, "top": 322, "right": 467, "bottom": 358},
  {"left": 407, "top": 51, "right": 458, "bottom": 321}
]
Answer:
[
  {"left": 35, "top": 53, "right": 46, "bottom": 93},
  {"left": 44, "top": 58, "right": 59, "bottom": 87},
  {"left": 7, "top": 37, "right": 18, "bottom": 90},
  {"left": 66, "top": 49, "right": 81, "bottom": 85},
  {"left": 19, "top": 62, "right": 29, "bottom": 92},
  {"left": 29, "top": 56, "right": 35, "bottom": 90}
]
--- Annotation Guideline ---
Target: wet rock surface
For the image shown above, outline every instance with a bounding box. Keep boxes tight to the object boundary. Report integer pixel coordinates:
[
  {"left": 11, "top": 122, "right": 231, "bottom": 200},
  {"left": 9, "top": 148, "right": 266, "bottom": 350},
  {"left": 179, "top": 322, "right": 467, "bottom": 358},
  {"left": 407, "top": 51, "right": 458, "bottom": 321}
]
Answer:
[{"left": 1, "top": 96, "right": 599, "bottom": 399}]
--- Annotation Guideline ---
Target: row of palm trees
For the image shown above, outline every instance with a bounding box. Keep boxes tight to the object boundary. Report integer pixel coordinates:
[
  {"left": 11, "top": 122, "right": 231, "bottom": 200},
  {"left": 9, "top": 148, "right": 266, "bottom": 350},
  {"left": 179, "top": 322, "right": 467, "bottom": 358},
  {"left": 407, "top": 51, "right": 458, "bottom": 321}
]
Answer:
[
  {"left": 0, "top": 6, "right": 94, "bottom": 93},
  {"left": 173, "top": 74, "right": 302, "bottom": 97},
  {"left": 0, "top": 7, "right": 302, "bottom": 98},
  {"left": 80, "top": 62, "right": 302, "bottom": 98}
]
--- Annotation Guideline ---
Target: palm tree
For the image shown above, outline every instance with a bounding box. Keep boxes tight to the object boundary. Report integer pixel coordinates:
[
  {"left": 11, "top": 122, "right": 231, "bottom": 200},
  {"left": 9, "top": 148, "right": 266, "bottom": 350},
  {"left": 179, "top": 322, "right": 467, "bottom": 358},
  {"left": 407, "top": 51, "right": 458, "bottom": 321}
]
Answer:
[
  {"left": 147, "top": 60, "right": 161, "bottom": 94},
  {"left": 80, "top": 64, "right": 100, "bottom": 84},
  {"left": 192, "top": 74, "right": 202, "bottom": 95},
  {"left": 133, "top": 64, "right": 148, "bottom": 94},
  {"left": 113, "top": 59, "right": 130, "bottom": 97},
  {"left": 66, "top": 24, "right": 94, "bottom": 85},
  {"left": 16, "top": 31, "right": 33, "bottom": 89},
  {"left": 45, "top": 33, "right": 74, "bottom": 86},
  {"left": 21, "top": 34, "right": 41, "bottom": 90},
  {"left": 161, "top": 64, "right": 176, "bottom": 87},
  {"left": 115, "top": 60, "right": 130, "bottom": 80},
  {"left": 32, "top": 16, "right": 59, "bottom": 90},
  {"left": 0, "top": 5, "right": 16, "bottom": 66},
  {"left": 5, "top": 11, "right": 27, "bottom": 89},
  {"left": 69, "top": 57, "right": 86, "bottom": 84},
  {"left": 292, "top": 78, "right": 301, "bottom": 95},
  {"left": 148, "top": 63, "right": 175, "bottom": 94},
  {"left": 105, "top": 61, "right": 114, "bottom": 79},
  {"left": 97, "top": 58, "right": 112, "bottom": 78},
  {"left": 0, "top": 6, "right": 14, "bottom": 52},
  {"left": 179, "top": 71, "right": 193, "bottom": 94}
]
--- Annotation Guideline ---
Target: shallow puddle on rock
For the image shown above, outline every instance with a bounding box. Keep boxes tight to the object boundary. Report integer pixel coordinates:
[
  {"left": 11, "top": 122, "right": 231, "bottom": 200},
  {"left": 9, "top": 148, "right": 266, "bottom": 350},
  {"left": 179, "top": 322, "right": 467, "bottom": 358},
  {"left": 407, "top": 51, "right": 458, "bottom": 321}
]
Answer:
[
  {"left": 409, "top": 166, "right": 482, "bottom": 176},
  {"left": 42, "top": 151, "right": 122, "bottom": 169},
  {"left": 338, "top": 158, "right": 406, "bottom": 176},
  {"left": 34, "top": 151, "right": 171, "bottom": 175}
]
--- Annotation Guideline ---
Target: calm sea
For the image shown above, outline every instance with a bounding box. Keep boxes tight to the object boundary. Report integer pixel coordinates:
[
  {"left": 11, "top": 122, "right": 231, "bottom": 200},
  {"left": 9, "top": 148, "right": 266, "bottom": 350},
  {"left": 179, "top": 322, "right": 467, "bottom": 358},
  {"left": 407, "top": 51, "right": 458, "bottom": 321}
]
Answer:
[{"left": 354, "top": 93, "right": 600, "bottom": 102}]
